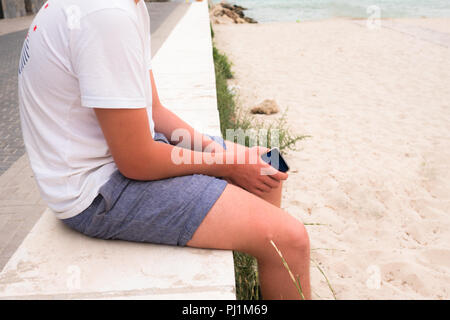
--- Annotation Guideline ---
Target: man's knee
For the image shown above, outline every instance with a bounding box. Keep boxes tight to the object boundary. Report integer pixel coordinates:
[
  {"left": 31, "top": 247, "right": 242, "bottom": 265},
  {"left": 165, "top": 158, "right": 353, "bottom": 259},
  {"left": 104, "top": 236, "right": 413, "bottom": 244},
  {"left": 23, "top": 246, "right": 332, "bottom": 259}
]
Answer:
[
  {"left": 257, "top": 213, "right": 310, "bottom": 260},
  {"left": 286, "top": 222, "right": 310, "bottom": 254}
]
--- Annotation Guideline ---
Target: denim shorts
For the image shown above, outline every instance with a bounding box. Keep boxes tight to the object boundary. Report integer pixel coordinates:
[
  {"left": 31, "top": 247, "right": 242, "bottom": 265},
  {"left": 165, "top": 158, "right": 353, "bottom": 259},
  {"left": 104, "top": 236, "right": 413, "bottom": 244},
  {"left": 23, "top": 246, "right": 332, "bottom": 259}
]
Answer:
[{"left": 62, "top": 132, "right": 228, "bottom": 247}]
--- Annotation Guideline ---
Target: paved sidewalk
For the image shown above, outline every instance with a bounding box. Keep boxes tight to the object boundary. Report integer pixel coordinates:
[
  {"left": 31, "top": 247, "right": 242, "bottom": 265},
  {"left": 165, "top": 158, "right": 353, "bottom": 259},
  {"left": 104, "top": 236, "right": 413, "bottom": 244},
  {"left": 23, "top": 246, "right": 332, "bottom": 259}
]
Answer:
[
  {"left": 0, "top": 29, "right": 27, "bottom": 175},
  {"left": 0, "top": 2, "right": 191, "bottom": 271},
  {"left": 0, "top": 15, "right": 35, "bottom": 37}
]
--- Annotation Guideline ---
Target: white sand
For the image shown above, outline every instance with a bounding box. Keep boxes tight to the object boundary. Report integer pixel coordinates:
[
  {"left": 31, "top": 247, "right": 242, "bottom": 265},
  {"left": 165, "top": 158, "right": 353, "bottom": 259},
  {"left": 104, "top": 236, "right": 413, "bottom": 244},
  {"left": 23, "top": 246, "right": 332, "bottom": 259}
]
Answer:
[{"left": 213, "top": 18, "right": 450, "bottom": 299}]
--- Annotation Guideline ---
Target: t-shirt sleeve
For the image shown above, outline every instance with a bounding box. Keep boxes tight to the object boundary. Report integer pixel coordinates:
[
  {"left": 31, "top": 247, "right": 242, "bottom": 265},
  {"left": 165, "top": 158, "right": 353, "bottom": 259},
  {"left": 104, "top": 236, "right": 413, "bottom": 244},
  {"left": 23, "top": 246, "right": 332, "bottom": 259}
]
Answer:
[{"left": 70, "top": 9, "right": 147, "bottom": 109}]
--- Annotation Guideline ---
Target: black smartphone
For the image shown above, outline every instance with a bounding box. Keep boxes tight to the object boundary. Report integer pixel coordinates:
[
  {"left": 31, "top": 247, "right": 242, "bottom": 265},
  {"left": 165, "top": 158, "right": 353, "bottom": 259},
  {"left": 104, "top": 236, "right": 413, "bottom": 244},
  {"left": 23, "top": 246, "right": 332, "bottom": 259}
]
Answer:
[{"left": 260, "top": 148, "right": 290, "bottom": 173}]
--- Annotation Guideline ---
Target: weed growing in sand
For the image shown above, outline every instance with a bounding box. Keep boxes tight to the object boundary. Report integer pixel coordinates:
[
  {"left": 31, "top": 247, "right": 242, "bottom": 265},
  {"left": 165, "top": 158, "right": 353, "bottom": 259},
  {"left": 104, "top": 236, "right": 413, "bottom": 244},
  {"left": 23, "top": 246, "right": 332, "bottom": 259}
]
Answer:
[{"left": 270, "top": 240, "right": 306, "bottom": 299}]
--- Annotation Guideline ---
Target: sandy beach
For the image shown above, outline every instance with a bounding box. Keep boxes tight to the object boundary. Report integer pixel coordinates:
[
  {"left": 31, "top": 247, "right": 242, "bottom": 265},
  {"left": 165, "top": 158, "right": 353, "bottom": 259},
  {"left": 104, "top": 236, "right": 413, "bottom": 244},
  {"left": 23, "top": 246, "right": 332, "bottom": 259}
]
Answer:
[{"left": 213, "top": 18, "right": 450, "bottom": 299}]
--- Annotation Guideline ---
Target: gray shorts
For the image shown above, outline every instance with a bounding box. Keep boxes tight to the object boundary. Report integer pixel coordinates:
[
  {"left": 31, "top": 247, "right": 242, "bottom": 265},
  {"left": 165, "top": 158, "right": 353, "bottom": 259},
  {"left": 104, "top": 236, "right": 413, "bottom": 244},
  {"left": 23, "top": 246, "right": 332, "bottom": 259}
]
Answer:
[{"left": 62, "top": 132, "right": 228, "bottom": 247}]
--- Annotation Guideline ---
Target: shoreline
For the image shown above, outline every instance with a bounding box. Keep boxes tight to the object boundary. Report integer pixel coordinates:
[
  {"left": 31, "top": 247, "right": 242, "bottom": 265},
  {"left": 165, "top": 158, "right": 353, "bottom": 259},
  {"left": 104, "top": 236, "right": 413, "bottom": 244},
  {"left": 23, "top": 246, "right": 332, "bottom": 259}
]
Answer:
[
  {"left": 210, "top": 0, "right": 450, "bottom": 24},
  {"left": 211, "top": 16, "right": 450, "bottom": 24}
]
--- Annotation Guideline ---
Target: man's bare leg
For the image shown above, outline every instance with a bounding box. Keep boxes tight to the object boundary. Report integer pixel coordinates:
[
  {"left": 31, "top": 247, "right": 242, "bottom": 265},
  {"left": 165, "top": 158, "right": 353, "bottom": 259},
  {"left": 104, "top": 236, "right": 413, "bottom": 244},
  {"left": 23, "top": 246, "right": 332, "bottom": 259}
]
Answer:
[
  {"left": 259, "top": 181, "right": 283, "bottom": 208},
  {"left": 186, "top": 183, "right": 311, "bottom": 300}
]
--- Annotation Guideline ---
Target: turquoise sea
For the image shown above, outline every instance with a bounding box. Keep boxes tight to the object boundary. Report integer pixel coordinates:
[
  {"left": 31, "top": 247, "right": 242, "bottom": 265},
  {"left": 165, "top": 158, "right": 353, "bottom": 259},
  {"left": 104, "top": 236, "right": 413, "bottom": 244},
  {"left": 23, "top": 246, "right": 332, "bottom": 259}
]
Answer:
[{"left": 212, "top": 0, "right": 450, "bottom": 22}]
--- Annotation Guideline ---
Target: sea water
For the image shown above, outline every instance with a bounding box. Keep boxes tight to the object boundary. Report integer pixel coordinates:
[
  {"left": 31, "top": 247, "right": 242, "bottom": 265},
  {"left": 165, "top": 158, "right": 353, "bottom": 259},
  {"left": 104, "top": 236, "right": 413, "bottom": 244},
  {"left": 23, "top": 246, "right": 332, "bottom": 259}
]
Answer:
[{"left": 211, "top": 0, "right": 450, "bottom": 22}]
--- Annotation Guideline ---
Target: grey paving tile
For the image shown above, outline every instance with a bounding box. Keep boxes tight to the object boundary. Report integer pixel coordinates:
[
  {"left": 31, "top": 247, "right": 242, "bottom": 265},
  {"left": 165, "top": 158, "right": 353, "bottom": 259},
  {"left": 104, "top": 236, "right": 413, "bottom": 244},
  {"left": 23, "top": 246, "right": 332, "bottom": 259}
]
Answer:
[
  {"left": 0, "top": 214, "right": 11, "bottom": 236},
  {"left": 0, "top": 256, "right": 10, "bottom": 271},
  {"left": 0, "top": 215, "right": 22, "bottom": 252}
]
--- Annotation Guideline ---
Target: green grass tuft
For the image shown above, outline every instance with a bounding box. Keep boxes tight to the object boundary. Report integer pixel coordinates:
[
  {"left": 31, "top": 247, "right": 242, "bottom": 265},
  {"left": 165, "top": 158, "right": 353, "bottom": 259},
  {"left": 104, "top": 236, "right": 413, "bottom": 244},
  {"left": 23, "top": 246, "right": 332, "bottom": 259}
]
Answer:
[{"left": 213, "top": 46, "right": 233, "bottom": 80}]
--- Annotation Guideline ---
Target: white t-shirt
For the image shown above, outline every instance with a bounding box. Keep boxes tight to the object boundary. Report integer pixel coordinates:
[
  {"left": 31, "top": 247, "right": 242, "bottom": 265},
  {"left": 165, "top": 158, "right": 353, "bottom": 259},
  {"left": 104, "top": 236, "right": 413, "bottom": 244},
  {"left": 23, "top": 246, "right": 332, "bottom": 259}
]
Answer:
[{"left": 18, "top": 0, "right": 154, "bottom": 219}]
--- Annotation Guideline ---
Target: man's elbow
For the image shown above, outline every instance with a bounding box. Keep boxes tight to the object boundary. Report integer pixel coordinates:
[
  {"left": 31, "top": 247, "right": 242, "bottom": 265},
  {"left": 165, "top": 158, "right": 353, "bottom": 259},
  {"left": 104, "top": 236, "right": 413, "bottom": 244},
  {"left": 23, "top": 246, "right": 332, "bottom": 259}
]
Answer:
[{"left": 114, "top": 153, "right": 156, "bottom": 181}]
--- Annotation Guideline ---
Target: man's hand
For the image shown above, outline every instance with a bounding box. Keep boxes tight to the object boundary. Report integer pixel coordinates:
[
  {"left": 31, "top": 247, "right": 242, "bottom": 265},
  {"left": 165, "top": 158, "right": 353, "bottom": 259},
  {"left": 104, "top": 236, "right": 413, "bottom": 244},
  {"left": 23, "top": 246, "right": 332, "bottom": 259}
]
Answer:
[{"left": 224, "top": 146, "right": 288, "bottom": 198}]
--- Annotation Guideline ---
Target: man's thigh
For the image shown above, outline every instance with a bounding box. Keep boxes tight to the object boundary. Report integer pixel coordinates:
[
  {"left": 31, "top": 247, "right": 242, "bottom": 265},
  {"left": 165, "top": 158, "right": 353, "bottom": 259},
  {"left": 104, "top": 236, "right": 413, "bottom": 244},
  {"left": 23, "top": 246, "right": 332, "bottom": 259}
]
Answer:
[{"left": 186, "top": 183, "right": 304, "bottom": 258}]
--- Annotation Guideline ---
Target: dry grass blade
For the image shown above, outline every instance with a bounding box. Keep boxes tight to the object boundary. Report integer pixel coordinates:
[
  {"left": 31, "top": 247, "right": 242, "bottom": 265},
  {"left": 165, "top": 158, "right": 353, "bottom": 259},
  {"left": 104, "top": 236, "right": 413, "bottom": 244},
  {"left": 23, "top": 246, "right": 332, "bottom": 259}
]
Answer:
[
  {"left": 311, "top": 258, "right": 337, "bottom": 300},
  {"left": 270, "top": 240, "right": 305, "bottom": 300}
]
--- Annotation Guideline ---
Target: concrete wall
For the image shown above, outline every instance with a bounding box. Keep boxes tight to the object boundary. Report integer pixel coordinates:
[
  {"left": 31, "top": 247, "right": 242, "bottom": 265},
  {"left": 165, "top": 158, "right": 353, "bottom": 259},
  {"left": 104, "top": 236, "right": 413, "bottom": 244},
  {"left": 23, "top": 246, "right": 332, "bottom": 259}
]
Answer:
[
  {"left": 1, "top": 0, "right": 45, "bottom": 19},
  {"left": 28, "top": 0, "right": 45, "bottom": 14},
  {"left": 1, "top": 0, "right": 25, "bottom": 19}
]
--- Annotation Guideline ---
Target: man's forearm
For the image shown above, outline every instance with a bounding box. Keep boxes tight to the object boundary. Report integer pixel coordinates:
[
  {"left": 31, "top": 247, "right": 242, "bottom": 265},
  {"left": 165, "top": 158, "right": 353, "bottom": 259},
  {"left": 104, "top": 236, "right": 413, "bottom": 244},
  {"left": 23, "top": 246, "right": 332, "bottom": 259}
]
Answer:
[
  {"left": 153, "top": 104, "right": 224, "bottom": 151},
  {"left": 121, "top": 139, "right": 231, "bottom": 181}
]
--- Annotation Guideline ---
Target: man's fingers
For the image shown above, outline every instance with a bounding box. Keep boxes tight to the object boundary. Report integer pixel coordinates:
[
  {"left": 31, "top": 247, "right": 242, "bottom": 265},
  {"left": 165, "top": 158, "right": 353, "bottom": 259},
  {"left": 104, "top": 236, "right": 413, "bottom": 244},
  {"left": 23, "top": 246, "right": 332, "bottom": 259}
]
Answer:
[
  {"left": 251, "top": 187, "right": 264, "bottom": 198},
  {"left": 274, "top": 170, "right": 288, "bottom": 181},
  {"left": 260, "top": 164, "right": 288, "bottom": 181},
  {"left": 259, "top": 163, "right": 279, "bottom": 176},
  {"left": 261, "top": 175, "right": 280, "bottom": 189},
  {"left": 252, "top": 181, "right": 270, "bottom": 193}
]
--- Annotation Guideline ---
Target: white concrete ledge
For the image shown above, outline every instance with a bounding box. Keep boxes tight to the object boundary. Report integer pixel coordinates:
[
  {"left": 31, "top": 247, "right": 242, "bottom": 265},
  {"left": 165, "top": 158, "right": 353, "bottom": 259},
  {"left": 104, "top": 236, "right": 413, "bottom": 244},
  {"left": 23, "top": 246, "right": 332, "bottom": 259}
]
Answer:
[
  {"left": 0, "top": 209, "right": 235, "bottom": 299},
  {"left": 0, "top": 1, "right": 236, "bottom": 300},
  {"left": 152, "top": 1, "right": 222, "bottom": 137}
]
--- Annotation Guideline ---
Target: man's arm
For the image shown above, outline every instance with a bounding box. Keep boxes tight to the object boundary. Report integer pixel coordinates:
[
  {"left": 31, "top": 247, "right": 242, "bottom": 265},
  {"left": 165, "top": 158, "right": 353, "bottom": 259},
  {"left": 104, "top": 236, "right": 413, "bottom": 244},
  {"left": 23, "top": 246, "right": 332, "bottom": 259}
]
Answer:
[
  {"left": 94, "top": 107, "right": 227, "bottom": 181},
  {"left": 149, "top": 70, "right": 224, "bottom": 152},
  {"left": 93, "top": 107, "right": 286, "bottom": 196}
]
